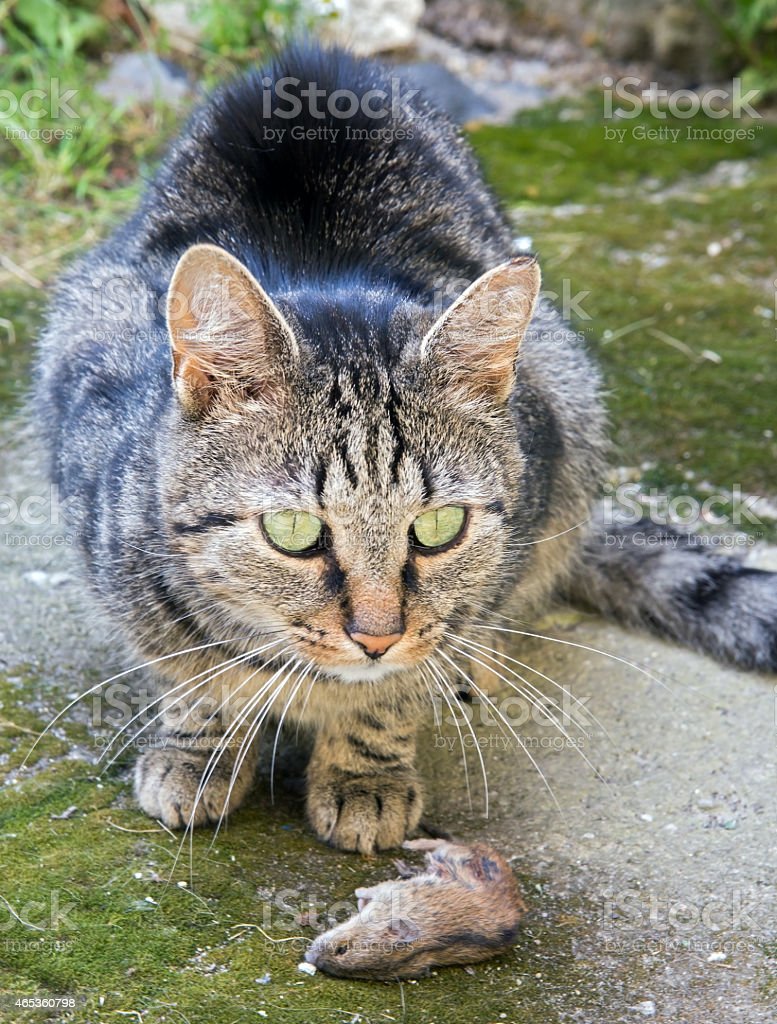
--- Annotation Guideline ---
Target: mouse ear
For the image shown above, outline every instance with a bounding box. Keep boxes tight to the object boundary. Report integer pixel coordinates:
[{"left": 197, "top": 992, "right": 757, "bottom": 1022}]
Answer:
[
  {"left": 387, "top": 916, "right": 422, "bottom": 945},
  {"left": 354, "top": 885, "right": 381, "bottom": 912},
  {"left": 465, "top": 849, "right": 504, "bottom": 883}
]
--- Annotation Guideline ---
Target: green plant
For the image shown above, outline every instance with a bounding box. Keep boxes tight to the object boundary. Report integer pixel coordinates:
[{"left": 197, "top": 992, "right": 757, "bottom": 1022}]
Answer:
[
  {"left": 194, "top": 0, "right": 308, "bottom": 56},
  {"left": 697, "top": 0, "right": 777, "bottom": 100}
]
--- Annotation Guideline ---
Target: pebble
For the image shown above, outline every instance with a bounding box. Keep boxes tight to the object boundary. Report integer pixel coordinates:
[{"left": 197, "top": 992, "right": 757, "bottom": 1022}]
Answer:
[
  {"left": 297, "top": 961, "right": 317, "bottom": 976},
  {"left": 96, "top": 52, "right": 191, "bottom": 108},
  {"left": 633, "top": 1000, "right": 656, "bottom": 1017}
]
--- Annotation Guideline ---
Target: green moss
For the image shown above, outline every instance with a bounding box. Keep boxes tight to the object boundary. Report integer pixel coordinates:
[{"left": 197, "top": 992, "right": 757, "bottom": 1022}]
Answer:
[
  {"left": 470, "top": 100, "right": 777, "bottom": 500},
  {"left": 0, "top": 760, "right": 614, "bottom": 1024}
]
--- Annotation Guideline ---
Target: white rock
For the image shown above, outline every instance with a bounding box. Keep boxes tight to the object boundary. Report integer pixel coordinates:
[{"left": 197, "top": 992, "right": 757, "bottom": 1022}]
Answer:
[
  {"left": 143, "top": 1, "right": 202, "bottom": 52},
  {"left": 297, "top": 960, "right": 317, "bottom": 975},
  {"left": 97, "top": 52, "right": 191, "bottom": 109},
  {"left": 317, "top": 0, "right": 424, "bottom": 54}
]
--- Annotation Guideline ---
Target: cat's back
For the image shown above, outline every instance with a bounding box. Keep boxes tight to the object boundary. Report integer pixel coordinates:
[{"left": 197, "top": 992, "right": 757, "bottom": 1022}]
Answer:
[{"left": 130, "top": 42, "right": 513, "bottom": 290}]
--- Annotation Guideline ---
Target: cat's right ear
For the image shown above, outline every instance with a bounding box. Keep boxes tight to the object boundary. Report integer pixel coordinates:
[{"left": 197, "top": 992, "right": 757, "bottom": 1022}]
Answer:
[{"left": 166, "top": 244, "right": 299, "bottom": 416}]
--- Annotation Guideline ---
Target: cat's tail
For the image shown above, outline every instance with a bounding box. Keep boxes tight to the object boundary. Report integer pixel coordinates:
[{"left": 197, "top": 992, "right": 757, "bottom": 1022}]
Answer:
[{"left": 567, "top": 513, "right": 777, "bottom": 673}]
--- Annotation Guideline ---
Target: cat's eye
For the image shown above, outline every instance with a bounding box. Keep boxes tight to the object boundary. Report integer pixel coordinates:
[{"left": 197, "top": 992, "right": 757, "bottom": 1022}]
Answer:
[
  {"left": 411, "top": 505, "right": 466, "bottom": 550},
  {"left": 263, "top": 509, "right": 324, "bottom": 554}
]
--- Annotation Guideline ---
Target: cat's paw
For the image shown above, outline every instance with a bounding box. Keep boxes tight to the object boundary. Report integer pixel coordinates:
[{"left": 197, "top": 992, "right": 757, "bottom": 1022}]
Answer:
[
  {"left": 307, "top": 770, "right": 423, "bottom": 853},
  {"left": 134, "top": 743, "right": 255, "bottom": 829}
]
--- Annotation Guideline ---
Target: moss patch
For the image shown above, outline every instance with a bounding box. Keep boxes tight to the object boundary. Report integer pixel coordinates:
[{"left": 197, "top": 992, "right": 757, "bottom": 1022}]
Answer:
[{"left": 471, "top": 101, "right": 777, "bottom": 502}]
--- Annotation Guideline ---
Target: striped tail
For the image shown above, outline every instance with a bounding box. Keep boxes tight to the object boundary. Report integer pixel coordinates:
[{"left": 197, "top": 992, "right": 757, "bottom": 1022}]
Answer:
[{"left": 568, "top": 515, "right": 777, "bottom": 673}]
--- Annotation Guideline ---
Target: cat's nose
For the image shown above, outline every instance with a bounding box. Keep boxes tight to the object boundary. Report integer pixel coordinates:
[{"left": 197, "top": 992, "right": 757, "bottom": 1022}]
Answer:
[{"left": 347, "top": 630, "right": 403, "bottom": 659}]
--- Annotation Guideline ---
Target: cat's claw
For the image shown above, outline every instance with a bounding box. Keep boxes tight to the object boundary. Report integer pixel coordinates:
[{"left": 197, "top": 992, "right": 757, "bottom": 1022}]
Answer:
[
  {"left": 306, "top": 771, "right": 423, "bottom": 854},
  {"left": 133, "top": 745, "right": 255, "bottom": 830}
]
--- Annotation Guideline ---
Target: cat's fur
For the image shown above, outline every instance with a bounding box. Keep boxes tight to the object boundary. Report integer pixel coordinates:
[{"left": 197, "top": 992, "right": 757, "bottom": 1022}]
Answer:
[{"left": 36, "top": 44, "right": 777, "bottom": 853}]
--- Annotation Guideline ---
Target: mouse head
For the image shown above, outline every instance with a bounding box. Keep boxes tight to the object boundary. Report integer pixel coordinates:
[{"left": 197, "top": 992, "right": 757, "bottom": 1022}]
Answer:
[{"left": 304, "top": 882, "right": 431, "bottom": 979}]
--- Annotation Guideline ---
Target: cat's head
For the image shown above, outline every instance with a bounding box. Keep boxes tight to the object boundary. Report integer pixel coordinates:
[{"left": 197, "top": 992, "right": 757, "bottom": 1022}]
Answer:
[{"left": 162, "top": 245, "right": 540, "bottom": 682}]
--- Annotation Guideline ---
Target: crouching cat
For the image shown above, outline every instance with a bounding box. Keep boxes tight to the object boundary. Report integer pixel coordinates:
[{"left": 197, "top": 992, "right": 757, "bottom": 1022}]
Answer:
[{"left": 36, "top": 45, "right": 777, "bottom": 853}]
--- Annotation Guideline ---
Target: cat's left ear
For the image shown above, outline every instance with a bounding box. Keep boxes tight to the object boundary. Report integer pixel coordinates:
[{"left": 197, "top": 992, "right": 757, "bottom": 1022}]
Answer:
[
  {"left": 166, "top": 244, "right": 299, "bottom": 416},
  {"left": 420, "top": 256, "right": 541, "bottom": 405}
]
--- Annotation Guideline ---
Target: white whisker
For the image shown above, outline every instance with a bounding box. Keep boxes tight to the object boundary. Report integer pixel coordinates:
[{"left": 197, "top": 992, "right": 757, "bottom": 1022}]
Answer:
[
  {"left": 435, "top": 648, "right": 562, "bottom": 812},
  {"left": 444, "top": 640, "right": 606, "bottom": 785}
]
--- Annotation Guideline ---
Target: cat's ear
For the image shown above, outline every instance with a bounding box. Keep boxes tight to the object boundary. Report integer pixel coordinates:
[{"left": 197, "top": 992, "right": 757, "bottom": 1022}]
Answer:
[
  {"left": 166, "top": 243, "right": 298, "bottom": 416},
  {"left": 420, "top": 257, "right": 540, "bottom": 405}
]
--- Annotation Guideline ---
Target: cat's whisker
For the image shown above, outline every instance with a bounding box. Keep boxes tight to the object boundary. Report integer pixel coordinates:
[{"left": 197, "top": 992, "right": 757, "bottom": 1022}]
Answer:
[
  {"left": 447, "top": 631, "right": 614, "bottom": 744},
  {"left": 21, "top": 634, "right": 254, "bottom": 768},
  {"left": 443, "top": 640, "right": 606, "bottom": 786},
  {"left": 511, "top": 517, "right": 591, "bottom": 546},
  {"left": 99, "top": 637, "right": 287, "bottom": 770},
  {"left": 170, "top": 657, "right": 296, "bottom": 882},
  {"left": 435, "top": 648, "right": 562, "bottom": 813},
  {"left": 294, "top": 668, "right": 321, "bottom": 743},
  {"left": 446, "top": 631, "right": 593, "bottom": 737},
  {"left": 421, "top": 673, "right": 442, "bottom": 730},
  {"left": 467, "top": 622, "right": 675, "bottom": 695},
  {"left": 421, "top": 663, "right": 475, "bottom": 814},
  {"left": 269, "top": 663, "right": 314, "bottom": 804},
  {"left": 426, "top": 656, "right": 492, "bottom": 819},
  {"left": 207, "top": 659, "right": 302, "bottom": 850}
]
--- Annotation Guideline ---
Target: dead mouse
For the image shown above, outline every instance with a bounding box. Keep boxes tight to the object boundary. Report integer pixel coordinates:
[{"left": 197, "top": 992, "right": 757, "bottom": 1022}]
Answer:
[{"left": 304, "top": 838, "right": 527, "bottom": 980}]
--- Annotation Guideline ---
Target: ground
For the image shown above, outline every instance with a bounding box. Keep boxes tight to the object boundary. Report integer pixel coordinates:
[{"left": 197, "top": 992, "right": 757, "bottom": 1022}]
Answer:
[{"left": 0, "top": 54, "right": 776, "bottom": 1024}]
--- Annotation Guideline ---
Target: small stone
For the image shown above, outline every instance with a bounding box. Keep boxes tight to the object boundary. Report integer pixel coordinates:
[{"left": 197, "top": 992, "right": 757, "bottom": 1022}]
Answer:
[
  {"left": 297, "top": 961, "right": 317, "bottom": 976},
  {"left": 708, "top": 951, "right": 727, "bottom": 962},
  {"left": 706, "top": 241, "right": 722, "bottom": 257},
  {"left": 96, "top": 53, "right": 191, "bottom": 109},
  {"left": 633, "top": 1000, "right": 656, "bottom": 1017}
]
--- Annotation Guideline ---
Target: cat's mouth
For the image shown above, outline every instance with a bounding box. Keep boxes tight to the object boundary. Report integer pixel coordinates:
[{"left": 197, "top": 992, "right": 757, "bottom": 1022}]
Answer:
[{"left": 320, "top": 661, "right": 408, "bottom": 683}]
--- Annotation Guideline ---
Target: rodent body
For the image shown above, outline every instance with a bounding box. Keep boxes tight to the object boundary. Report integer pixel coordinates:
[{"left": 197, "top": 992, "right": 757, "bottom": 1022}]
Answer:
[{"left": 305, "top": 839, "right": 527, "bottom": 979}]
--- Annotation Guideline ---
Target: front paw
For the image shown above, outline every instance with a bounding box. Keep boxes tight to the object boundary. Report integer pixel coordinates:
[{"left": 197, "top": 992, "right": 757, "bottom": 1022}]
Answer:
[
  {"left": 307, "top": 769, "right": 423, "bottom": 853},
  {"left": 134, "top": 743, "right": 255, "bottom": 830}
]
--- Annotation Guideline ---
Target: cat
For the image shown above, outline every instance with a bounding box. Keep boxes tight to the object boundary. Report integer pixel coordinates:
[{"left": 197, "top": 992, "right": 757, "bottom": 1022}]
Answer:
[{"left": 35, "top": 44, "right": 777, "bottom": 853}]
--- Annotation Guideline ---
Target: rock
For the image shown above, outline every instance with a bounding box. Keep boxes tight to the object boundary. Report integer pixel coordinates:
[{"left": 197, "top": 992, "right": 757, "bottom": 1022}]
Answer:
[
  {"left": 141, "top": 1, "right": 202, "bottom": 53},
  {"left": 318, "top": 0, "right": 424, "bottom": 54},
  {"left": 96, "top": 52, "right": 192, "bottom": 108},
  {"left": 391, "top": 62, "right": 497, "bottom": 123}
]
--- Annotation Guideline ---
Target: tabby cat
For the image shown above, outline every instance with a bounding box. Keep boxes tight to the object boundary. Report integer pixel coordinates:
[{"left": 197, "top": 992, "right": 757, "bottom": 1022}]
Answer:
[{"left": 36, "top": 45, "right": 777, "bottom": 853}]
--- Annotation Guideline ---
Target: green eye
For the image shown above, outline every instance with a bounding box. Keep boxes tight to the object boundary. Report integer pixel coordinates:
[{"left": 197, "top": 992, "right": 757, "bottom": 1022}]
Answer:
[
  {"left": 412, "top": 506, "right": 466, "bottom": 550},
  {"left": 263, "top": 510, "right": 324, "bottom": 553}
]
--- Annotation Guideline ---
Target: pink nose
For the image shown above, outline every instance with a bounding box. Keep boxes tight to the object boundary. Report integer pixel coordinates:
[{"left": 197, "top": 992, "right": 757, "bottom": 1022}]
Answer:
[{"left": 348, "top": 631, "right": 403, "bottom": 658}]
